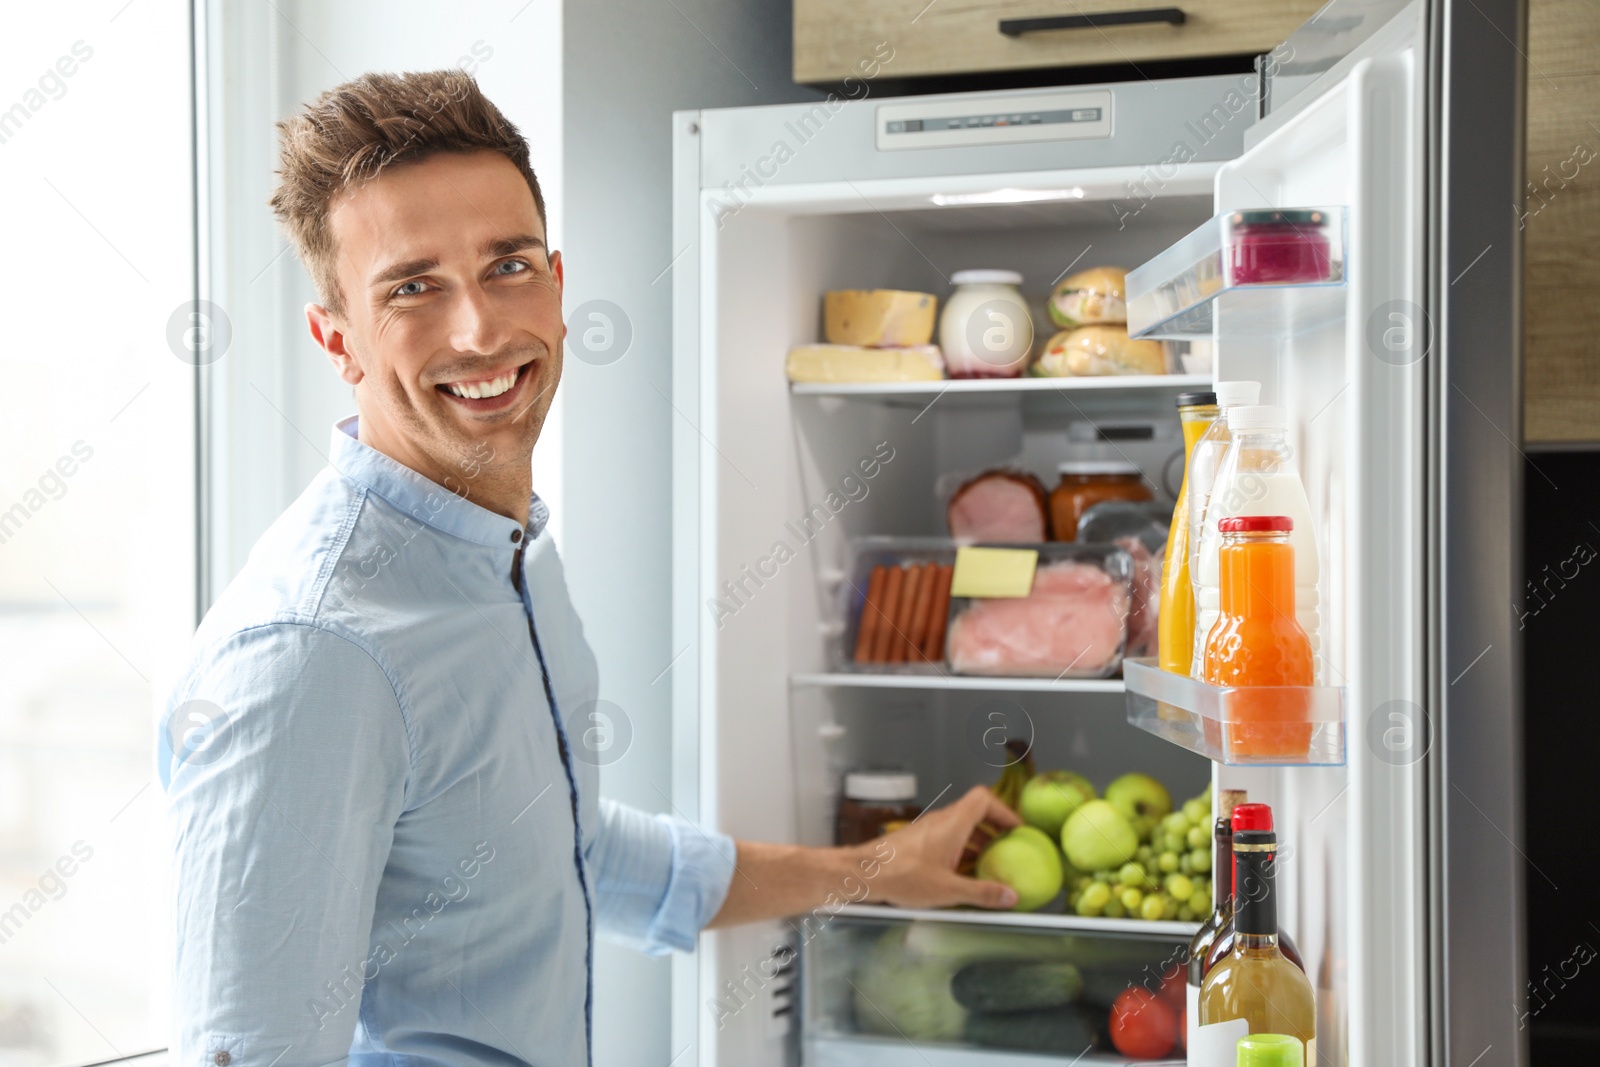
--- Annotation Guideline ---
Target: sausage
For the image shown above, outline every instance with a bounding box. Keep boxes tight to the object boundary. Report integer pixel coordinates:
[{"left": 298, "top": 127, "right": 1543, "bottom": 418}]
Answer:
[
  {"left": 922, "top": 564, "right": 955, "bottom": 661},
  {"left": 886, "top": 565, "right": 924, "bottom": 663},
  {"left": 854, "top": 565, "right": 889, "bottom": 663},
  {"left": 903, "top": 563, "right": 937, "bottom": 662},
  {"left": 868, "top": 565, "right": 904, "bottom": 663}
]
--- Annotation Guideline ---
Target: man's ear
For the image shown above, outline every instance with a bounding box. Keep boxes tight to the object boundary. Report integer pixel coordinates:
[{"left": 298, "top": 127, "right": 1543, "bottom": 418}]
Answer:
[
  {"left": 549, "top": 250, "right": 566, "bottom": 340},
  {"left": 305, "top": 303, "right": 362, "bottom": 386}
]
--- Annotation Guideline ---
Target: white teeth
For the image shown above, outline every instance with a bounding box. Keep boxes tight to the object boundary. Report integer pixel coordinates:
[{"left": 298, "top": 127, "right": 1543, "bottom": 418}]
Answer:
[{"left": 445, "top": 369, "right": 519, "bottom": 400}]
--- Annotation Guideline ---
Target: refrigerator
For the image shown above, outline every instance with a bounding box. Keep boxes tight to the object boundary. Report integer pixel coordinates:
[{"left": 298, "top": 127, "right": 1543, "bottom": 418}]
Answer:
[{"left": 667, "top": 0, "right": 1525, "bottom": 1063}]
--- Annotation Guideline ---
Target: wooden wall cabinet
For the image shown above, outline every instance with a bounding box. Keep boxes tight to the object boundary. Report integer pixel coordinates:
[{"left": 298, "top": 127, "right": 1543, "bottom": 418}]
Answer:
[
  {"left": 793, "top": 0, "right": 1321, "bottom": 83},
  {"left": 1523, "top": 0, "right": 1600, "bottom": 442}
]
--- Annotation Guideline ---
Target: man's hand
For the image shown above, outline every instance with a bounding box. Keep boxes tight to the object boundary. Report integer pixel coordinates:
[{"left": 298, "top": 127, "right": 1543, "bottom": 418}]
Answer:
[
  {"left": 856, "top": 785, "right": 1022, "bottom": 910},
  {"left": 706, "top": 785, "right": 1024, "bottom": 929}
]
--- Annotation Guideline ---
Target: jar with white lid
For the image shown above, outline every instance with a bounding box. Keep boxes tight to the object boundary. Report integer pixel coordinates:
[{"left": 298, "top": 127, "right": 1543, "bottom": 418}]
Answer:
[{"left": 939, "top": 269, "right": 1033, "bottom": 379}]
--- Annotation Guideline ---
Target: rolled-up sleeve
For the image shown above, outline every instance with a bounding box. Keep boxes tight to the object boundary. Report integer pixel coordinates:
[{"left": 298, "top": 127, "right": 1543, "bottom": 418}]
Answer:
[
  {"left": 586, "top": 799, "right": 736, "bottom": 955},
  {"left": 160, "top": 622, "right": 410, "bottom": 1067}
]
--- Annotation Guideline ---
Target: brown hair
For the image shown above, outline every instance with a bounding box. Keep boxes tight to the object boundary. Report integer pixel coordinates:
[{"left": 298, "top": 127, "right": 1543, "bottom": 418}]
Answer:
[{"left": 269, "top": 69, "right": 546, "bottom": 317}]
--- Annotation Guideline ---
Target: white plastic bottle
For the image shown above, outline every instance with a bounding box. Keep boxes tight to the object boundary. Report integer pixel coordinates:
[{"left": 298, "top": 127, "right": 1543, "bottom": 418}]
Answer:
[
  {"left": 1192, "top": 404, "right": 1322, "bottom": 680},
  {"left": 1186, "top": 380, "right": 1262, "bottom": 585}
]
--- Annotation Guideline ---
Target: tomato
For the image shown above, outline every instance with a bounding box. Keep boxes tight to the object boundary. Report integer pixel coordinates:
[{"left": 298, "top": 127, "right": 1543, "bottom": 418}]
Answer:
[
  {"left": 1109, "top": 987, "right": 1178, "bottom": 1059},
  {"left": 1157, "top": 966, "right": 1186, "bottom": 1011}
]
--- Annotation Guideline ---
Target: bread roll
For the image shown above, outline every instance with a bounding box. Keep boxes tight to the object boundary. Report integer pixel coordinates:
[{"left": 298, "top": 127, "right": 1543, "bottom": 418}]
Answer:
[
  {"left": 1033, "top": 325, "right": 1166, "bottom": 377},
  {"left": 1049, "top": 266, "right": 1128, "bottom": 328}
]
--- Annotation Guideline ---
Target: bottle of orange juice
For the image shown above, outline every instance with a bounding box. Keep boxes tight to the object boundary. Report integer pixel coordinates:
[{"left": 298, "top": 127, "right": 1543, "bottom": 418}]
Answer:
[
  {"left": 1201, "top": 515, "right": 1314, "bottom": 760},
  {"left": 1157, "top": 392, "right": 1219, "bottom": 684}
]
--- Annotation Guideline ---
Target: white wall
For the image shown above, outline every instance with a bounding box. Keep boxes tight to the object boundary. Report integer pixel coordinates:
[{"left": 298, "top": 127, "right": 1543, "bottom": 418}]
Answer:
[{"left": 561, "top": 4, "right": 819, "bottom": 1064}]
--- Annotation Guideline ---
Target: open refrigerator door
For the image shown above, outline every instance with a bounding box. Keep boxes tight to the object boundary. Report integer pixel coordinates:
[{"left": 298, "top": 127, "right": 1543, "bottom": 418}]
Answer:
[{"left": 1123, "top": 6, "right": 1429, "bottom": 1062}]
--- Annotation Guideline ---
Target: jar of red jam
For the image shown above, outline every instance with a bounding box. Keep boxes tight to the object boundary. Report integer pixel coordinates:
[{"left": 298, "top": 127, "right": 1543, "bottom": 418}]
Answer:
[
  {"left": 835, "top": 772, "right": 921, "bottom": 846},
  {"left": 1226, "top": 209, "right": 1334, "bottom": 285}
]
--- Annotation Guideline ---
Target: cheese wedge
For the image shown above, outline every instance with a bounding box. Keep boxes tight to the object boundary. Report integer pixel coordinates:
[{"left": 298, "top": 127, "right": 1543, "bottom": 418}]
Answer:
[
  {"left": 785, "top": 344, "right": 945, "bottom": 383},
  {"left": 823, "top": 290, "right": 937, "bottom": 347}
]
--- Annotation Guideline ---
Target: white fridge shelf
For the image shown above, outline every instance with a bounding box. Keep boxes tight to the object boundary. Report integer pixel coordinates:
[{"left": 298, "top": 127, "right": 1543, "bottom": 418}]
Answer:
[
  {"left": 791, "top": 672, "right": 1125, "bottom": 694},
  {"left": 1123, "top": 658, "right": 1348, "bottom": 766},
  {"left": 834, "top": 902, "right": 1198, "bottom": 940},
  {"left": 789, "top": 373, "right": 1210, "bottom": 409}
]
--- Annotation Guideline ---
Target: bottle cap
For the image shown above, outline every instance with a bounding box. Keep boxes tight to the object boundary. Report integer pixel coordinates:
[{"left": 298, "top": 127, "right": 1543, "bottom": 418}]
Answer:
[
  {"left": 1236, "top": 1033, "right": 1306, "bottom": 1067},
  {"left": 1176, "top": 391, "right": 1218, "bottom": 408},
  {"left": 844, "top": 772, "right": 917, "bottom": 802},
  {"left": 1057, "top": 460, "right": 1143, "bottom": 475},
  {"left": 1227, "top": 404, "right": 1288, "bottom": 431},
  {"left": 951, "top": 269, "right": 1023, "bottom": 286},
  {"left": 1233, "top": 802, "right": 1273, "bottom": 831},
  {"left": 1213, "top": 381, "right": 1261, "bottom": 408},
  {"left": 1218, "top": 515, "right": 1294, "bottom": 533}
]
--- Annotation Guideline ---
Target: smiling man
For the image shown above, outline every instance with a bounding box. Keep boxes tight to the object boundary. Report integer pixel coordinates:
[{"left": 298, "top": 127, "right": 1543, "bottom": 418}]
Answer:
[{"left": 160, "top": 70, "right": 1018, "bottom": 1067}]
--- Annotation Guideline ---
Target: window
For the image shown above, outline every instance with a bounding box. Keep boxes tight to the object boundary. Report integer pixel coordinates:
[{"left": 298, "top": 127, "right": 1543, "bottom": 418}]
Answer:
[{"left": 0, "top": 4, "right": 195, "bottom": 1061}]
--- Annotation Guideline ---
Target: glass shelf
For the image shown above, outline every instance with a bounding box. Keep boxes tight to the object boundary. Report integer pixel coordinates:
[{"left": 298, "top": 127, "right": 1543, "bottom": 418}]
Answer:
[
  {"left": 1123, "top": 658, "right": 1347, "bottom": 766},
  {"left": 1126, "top": 205, "right": 1347, "bottom": 340},
  {"left": 834, "top": 902, "right": 1197, "bottom": 939},
  {"left": 792, "top": 672, "right": 1125, "bottom": 694}
]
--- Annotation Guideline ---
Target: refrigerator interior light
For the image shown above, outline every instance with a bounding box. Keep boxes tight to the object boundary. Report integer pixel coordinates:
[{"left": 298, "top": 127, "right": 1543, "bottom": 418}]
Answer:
[{"left": 930, "top": 186, "right": 1085, "bottom": 206}]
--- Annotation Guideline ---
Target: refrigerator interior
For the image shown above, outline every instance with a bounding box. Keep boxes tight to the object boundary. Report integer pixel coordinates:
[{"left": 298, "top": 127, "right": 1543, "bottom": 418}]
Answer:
[{"left": 697, "top": 177, "right": 1225, "bottom": 1066}]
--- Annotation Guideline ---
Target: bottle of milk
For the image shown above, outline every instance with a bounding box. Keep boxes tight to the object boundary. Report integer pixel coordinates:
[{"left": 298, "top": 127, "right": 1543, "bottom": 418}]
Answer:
[{"left": 1191, "top": 405, "right": 1321, "bottom": 681}]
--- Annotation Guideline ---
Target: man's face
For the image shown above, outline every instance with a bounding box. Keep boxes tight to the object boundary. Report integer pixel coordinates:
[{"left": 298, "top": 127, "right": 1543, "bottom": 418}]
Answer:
[{"left": 307, "top": 149, "right": 562, "bottom": 494}]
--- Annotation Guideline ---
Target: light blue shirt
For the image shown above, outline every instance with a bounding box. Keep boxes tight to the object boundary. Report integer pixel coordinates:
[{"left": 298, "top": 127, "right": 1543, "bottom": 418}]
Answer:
[{"left": 159, "top": 417, "right": 735, "bottom": 1067}]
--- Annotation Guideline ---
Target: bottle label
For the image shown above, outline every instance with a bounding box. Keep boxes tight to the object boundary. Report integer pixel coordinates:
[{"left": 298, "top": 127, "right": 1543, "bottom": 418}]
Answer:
[
  {"left": 1185, "top": 983, "right": 1200, "bottom": 1055},
  {"left": 1190, "top": 1018, "right": 1249, "bottom": 1067}
]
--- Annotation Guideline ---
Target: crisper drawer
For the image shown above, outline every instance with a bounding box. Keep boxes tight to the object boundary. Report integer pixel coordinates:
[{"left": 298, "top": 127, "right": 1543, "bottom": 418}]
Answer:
[
  {"left": 801, "top": 911, "right": 1191, "bottom": 1065},
  {"left": 793, "top": 0, "right": 1320, "bottom": 83}
]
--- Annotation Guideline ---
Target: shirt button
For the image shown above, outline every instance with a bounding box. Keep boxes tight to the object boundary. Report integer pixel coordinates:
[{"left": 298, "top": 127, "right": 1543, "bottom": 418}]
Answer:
[
  {"left": 214, "top": 1053, "right": 232, "bottom": 1066},
  {"left": 511, "top": 529, "right": 523, "bottom": 543}
]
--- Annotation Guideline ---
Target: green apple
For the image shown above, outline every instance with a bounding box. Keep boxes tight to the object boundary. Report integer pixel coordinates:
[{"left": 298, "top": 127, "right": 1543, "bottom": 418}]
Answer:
[
  {"left": 1018, "top": 770, "right": 1096, "bottom": 838},
  {"left": 1104, "top": 773, "right": 1173, "bottom": 827},
  {"left": 977, "top": 827, "right": 1064, "bottom": 912},
  {"left": 1061, "top": 799, "right": 1140, "bottom": 872}
]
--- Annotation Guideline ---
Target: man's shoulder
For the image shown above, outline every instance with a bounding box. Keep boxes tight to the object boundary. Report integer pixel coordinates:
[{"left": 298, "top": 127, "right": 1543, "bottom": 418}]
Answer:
[{"left": 198, "top": 467, "right": 367, "bottom": 642}]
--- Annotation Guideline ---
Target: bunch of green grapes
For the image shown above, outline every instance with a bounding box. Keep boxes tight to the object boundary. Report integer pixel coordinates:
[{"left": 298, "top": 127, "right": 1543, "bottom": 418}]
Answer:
[{"left": 1069, "top": 783, "right": 1215, "bottom": 922}]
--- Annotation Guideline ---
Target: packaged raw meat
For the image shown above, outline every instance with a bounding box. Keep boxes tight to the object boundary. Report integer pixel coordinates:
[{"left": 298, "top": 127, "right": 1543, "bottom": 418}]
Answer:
[
  {"left": 946, "top": 548, "right": 1133, "bottom": 678},
  {"left": 946, "top": 470, "right": 1050, "bottom": 542}
]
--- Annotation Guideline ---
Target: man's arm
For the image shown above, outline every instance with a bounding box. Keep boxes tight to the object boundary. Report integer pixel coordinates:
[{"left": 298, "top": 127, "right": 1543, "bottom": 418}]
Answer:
[
  {"left": 162, "top": 623, "right": 409, "bottom": 1066},
  {"left": 706, "top": 785, "right": 1020, "bottom": 928}
]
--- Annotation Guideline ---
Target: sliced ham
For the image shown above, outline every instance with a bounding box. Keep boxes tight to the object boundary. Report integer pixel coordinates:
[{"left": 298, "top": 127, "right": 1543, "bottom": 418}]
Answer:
[
  {"left": 946, "top": 560, "right": 1130, "bottom": 677},
  {"left": 947, "top": 470, "right": 1049, "bottom": 542}
]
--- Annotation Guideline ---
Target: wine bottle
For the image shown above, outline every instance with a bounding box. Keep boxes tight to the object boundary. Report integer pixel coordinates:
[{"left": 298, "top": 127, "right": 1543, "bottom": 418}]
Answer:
[
  {"left": 1186, "top": 789, "right": 1247, "bottom": 1053},
  {"left": 1197, "top": 826, "right": 1316, "bottom": 1064},
  {"left": 1203, "top": 803, "right": 1304, "bottom": 976}
]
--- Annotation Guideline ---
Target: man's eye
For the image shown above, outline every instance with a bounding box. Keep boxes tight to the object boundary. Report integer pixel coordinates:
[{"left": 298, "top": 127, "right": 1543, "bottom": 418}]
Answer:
[
  {"left": 394, "top": 280, "right": 427, "bottom": 297},
  {"left": 495, "top": 259, "right": 530, "bottom": 276}
]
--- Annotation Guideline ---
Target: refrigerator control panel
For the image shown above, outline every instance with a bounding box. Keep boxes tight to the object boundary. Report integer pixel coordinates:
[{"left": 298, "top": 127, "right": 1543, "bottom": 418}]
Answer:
[{"left": 876, "top": 90, "right": 1113, "bottom": 150}]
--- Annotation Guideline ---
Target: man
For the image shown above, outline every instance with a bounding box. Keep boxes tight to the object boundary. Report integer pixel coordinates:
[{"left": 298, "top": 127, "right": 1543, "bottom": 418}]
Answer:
[{"left": 161, "top": 70, "right": 1019, "bottom": 1066}]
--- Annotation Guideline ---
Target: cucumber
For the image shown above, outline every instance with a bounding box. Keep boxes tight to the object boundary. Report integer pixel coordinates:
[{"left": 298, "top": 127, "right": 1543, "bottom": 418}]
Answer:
[
  {"left": 963, "top": 1006, "right": 1101, "bottom": 1053},
  {"left": 950, "top": 960, "right": 1084, "bottom": 1013}
]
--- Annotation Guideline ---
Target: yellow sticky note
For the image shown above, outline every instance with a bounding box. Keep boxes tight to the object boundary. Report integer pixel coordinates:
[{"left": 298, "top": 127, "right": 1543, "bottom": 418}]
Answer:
[{"left": 950, "top": 546, "right": 1039, "bottom": 599}]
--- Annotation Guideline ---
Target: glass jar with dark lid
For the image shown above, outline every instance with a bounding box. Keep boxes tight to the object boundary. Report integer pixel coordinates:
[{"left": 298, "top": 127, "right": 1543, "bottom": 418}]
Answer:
[{"left": 1226, "top": 209, "right": 1333, "bottom": 286}]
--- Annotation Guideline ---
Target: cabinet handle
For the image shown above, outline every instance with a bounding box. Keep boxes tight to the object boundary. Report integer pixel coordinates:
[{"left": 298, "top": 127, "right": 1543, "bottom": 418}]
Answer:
[{"left": 998, "top": 8, "right": 1187, "bottom": 36}]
